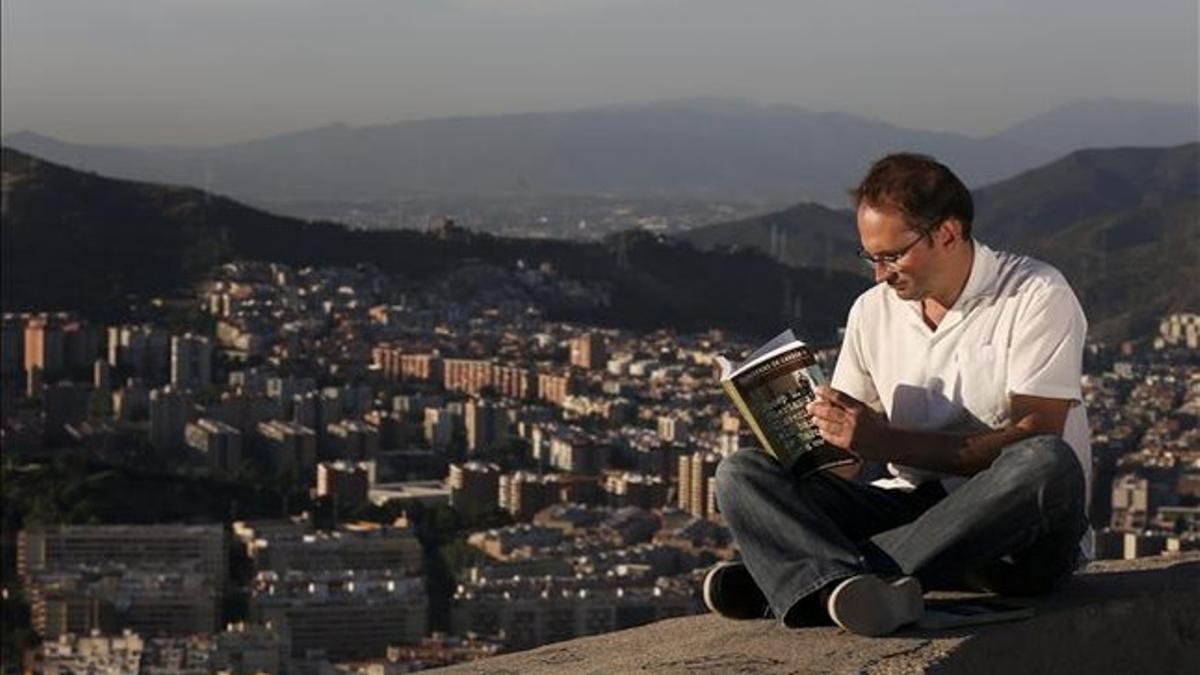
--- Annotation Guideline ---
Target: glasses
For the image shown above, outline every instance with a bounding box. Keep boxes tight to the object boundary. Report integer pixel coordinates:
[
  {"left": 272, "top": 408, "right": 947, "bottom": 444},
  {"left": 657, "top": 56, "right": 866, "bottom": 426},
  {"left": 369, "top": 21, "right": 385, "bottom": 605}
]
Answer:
[{"left": 856, "top": 228, "right": 933, "bottom": 269}]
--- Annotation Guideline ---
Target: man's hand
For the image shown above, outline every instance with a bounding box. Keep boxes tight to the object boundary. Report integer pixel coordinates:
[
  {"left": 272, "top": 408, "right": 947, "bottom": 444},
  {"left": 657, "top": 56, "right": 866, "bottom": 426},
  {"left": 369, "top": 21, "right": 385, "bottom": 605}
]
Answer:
[
  {"left": 807, "top": 390, "right": 1075, "bottom": 476},
  {"left": 806, "top": 386, "right": 889, "bottom": 459}
]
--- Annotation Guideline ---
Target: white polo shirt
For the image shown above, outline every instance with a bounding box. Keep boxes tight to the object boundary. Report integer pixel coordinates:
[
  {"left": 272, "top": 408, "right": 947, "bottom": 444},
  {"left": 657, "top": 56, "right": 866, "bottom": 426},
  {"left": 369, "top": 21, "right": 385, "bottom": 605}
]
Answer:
[{"left": 831, "top": 241, "right": 1091, "bottom": 497}]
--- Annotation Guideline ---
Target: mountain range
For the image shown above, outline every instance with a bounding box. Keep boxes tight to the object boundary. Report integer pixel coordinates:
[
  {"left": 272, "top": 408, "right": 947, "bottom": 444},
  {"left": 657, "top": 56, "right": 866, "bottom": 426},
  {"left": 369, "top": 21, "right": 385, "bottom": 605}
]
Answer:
[
  {"left": 3, "top": 138, "right": 1196, "bottom": 342},
  {"left": 682, "top": 143, "right": 1200, "bottom": 340},
  {"left": 0, "top": 147, "right": 867, "bottom": 342},
  {"left": 4, "top": 98, "right": 1196, "bottom": 209}
]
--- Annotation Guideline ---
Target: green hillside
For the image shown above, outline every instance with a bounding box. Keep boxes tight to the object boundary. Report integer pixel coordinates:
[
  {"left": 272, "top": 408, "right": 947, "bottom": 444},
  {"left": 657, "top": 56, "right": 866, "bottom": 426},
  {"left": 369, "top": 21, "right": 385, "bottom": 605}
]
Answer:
[{"left": 0, "top": 147, "right": 868, "bottom": 342}]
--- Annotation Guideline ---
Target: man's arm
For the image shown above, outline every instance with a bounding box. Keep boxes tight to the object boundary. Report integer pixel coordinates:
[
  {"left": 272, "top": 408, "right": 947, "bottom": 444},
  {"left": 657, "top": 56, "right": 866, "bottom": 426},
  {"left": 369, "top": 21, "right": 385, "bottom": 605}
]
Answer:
[{"left": 808, "top": 388, "right": 1072, "bottom": 476}]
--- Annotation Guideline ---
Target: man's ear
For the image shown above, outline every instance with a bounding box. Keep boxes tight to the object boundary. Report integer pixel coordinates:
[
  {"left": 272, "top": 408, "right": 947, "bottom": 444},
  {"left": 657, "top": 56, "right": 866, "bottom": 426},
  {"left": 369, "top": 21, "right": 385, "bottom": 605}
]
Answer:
[{"left": 940, "top": 218, "right": 966, "bottom": 247}]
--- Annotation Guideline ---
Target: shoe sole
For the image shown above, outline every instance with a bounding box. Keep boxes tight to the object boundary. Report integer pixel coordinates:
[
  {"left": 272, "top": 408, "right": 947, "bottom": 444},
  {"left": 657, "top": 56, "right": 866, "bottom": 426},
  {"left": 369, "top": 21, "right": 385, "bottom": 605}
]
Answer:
[
  {"left": 702, "top": 561, "right": 739, "bottom": 615},
  {"left": 828, "top": 575, "right": 924, "bottom": 637},
  {"left": 703, "top": 561, "right": 769, "bottom": 619}
]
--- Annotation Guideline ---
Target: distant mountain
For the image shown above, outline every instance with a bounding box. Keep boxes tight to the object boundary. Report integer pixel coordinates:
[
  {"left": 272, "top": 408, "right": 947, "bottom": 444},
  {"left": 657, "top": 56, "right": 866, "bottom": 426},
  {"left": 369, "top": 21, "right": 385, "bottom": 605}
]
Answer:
[
  {"left": 6, "top": 98, "right": 1193, "bottom": 215},
  {"left": 0, "top": 147, "right": 868, "bottom": 341},
  {"left": 974, "top": 143, "right": 1199, "bottom": 338},
  {"left": 989, "top": 98, "right": 1200, "bottom": 163},
  {"left": 0, "top": 98, "right": 1157, "bottom": 210},
  {"left": 680, "top": 201, "right": 860, "bottom": 274},
  {"left": 682, "top": 143, "right": 1200, "bottom": 340}
]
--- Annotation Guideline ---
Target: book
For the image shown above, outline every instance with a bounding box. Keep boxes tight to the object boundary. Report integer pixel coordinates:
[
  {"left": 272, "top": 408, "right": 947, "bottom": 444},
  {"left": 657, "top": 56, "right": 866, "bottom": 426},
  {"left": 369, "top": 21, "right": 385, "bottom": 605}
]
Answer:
[
  {"left": 717, "top": 329, "right": 858, "bottom": 478},
  {"left": 916, "top": 598, "right": 1035, "bottom": 630}
]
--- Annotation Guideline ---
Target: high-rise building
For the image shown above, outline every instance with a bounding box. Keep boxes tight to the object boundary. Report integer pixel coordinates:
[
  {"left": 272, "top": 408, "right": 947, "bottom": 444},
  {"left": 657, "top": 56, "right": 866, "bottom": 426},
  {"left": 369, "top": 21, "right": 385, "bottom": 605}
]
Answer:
[
  {"left": 112, "top": 378, "right": 150, "bottom": 422},
  {"left": 657, "top": 415, "right": 690, "bottom": 444},
  {"left": 677, "top": 454, "right": 692, "bottom": 511},
  {"left": 536, "top": 372, "right": 574, "bottom": 405},
  {"left": 213, "top": 623, "right": 286, "bottom": 674},
  {"left": 257, "top": 420, "right": 318, "bottom": 479},
  {"left": 423, "top": 407, "right": 457, "bottom": 451},
  {"left": 316, "top": 461, "right": 372, "bottom": 507},
  {"left": 546, "top": 427, "right": 609, "bottom": 475},
  {"left": 185, "top": 418, "right": 243, "bottom": 477},
  {"left": 498, "top": 472, "right": 559, "bottom": 520},
  {"left": 29, "top": 569, "right": 219, "bottom": 638},
  {"left": 677, "top": 452, "right": 720, "bottom": 519},
  {"left": 373, "top": 346, "right": 443, "bottom": 382},
  {"left": 36, "top": 631, "right": 145, "bottom": 672},
  {"left": 293, "top": 391, "right": 322, "bottom": 430},
  {"left": 149, "top": 386, "right": 191, "bottom": 452},
  {"left": 285, "top": 388, "right": 334, "bottom": 430},
  {"left": 465, "top": 399, "right": 507, "bottom": 455},
  {"left": 233, "top": 518, "right": 422, "bottom": 576},
  {"left": 690, "top": 452, "right": 720, "bottom": 520},
  {"left": 170, "top": 334, "right": 213, "bottom": 391},
  {"left": 1110, "top": 474, "right": 1169, "bottom": 531},
  {"left": 18, "top": 524, "right": 226, "bottom": 583},
  {"left": 93, "top": 358, "right": 111, "bottom": 392},
  {"left": 63, "top": 318, "right": 101, "bottom": 375},
  {"left": 208, "top": 391, "right": 282, "bottom": 435},
  {"left": 448, "top": 462, "right": 501, "bottom": 515},
  {"left": 227, "top": 367, "right": 270, "bottom": 395},
  {"left": 1158, "top": 312, "right": 1200, "bottom": 349},
  {"left": 107, "top": 324, "right": 170, "bottom": 381},
  {"left": 1, "top": 313, "right": 24, "bottom": 381},
  {"left": 24, "top": 314, "right": 65, "bottom": 379},
  {"left": 323, "top": 419, "right": 381, "bottom": 461},
  {"left": 569, "top": 333, "right": 607, "bottom": 370},
  {"left": 450, "top": 579, "right": 692, "bottom": 652},
  {"left": 604, "top": 472, "right": 668, "bottom": 510},
  {"left": 252, "top": 573, "right": 428, "bottom": 660},
  {"left": 266, "top": 375, "right": 315, "bottom": 415},
  {"left": 443, "top": 358, "right": 532, "bottom": 399},
  {"left": 362, "top": 409, "right": 418, "bottom": 449},
  {"left": 23, "top": 313, "right": 99, "bottom": 380},
  {"left": 26, "top": 365, "right": 44, "bottom": 399}
]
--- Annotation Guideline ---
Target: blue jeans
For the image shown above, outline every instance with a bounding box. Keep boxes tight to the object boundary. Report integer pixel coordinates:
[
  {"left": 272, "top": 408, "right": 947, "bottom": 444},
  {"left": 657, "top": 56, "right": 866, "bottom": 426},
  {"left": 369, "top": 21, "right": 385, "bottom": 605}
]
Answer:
[{"left": 714, "top": 435, "right": 1088, "bottom": 624}]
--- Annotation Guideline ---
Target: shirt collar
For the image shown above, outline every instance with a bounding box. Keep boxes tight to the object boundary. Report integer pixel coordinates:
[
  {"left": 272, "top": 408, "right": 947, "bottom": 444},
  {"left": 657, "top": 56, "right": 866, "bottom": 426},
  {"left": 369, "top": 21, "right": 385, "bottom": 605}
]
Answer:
[{"left": 953, "top": 240, "right": 999, "bottom": 309}]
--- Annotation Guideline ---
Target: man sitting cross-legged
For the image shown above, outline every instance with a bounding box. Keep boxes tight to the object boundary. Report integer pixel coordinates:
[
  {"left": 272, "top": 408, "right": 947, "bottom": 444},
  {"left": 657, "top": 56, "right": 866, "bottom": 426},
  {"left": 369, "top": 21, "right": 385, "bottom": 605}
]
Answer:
[{"left": 704, "top": 153, "right": 1091, "bottom": 636}]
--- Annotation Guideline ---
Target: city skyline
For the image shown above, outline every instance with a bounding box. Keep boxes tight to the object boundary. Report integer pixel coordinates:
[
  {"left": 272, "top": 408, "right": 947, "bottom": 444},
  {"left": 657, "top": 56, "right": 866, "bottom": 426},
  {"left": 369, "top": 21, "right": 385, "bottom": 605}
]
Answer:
[{"left": 2, "top": 0, "right": 1197, "bottom": 144}]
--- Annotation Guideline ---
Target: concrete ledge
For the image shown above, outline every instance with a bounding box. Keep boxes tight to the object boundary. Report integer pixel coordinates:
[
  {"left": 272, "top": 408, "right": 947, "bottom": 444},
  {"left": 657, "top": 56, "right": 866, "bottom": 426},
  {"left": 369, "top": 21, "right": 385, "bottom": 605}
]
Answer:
[{"left": 431, "top": 555, "right": 1200, "bottom": 674}]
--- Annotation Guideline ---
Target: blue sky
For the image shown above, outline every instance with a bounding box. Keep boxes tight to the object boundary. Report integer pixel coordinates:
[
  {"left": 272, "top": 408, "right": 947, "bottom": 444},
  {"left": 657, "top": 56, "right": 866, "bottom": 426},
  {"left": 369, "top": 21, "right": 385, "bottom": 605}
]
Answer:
[{"left": 2, "top": 0, "right": 1196, "bottom": 144}]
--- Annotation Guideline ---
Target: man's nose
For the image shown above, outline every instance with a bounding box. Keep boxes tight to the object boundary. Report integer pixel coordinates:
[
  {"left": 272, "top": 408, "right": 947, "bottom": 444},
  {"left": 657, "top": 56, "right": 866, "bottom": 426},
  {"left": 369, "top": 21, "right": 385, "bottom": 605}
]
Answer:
[{"left": 873, "top": 263, "right": 893, "bottom": 284}]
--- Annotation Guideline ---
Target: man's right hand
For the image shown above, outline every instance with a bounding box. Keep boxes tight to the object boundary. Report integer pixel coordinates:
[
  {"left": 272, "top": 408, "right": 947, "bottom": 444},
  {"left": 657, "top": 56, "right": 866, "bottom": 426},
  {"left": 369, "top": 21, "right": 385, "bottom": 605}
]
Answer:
[{"left": 807, "top": 386, "right": 890, "bottom": 459}]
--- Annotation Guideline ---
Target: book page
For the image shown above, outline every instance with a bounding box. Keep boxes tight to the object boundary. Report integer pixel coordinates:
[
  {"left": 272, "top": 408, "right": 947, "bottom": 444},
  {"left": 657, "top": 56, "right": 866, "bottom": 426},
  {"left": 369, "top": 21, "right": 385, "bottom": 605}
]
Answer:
[{"left": 733, "top": 329, "right": 799, "bottom": 375}]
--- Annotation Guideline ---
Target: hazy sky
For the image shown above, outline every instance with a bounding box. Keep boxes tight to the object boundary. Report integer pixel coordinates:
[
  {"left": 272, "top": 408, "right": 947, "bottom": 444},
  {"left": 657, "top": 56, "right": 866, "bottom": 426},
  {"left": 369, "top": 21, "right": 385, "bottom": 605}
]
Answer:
[{"left": 2, "top": 0, "right": 1197, "bottom": 145}]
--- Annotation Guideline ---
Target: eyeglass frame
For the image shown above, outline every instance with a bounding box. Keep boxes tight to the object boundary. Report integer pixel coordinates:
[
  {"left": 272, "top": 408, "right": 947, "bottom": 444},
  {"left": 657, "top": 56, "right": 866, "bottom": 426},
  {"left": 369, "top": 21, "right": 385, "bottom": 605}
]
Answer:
[{"left": 856, "top": 219, "right": 943, "bottom": 269}]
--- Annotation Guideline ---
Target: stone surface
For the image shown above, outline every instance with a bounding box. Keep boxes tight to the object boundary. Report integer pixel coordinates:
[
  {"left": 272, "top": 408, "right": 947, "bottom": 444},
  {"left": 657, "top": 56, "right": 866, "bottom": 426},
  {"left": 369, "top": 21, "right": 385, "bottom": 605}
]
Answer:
[{"left": 430, "top": 554, "right": 1200, "bottom": 675}]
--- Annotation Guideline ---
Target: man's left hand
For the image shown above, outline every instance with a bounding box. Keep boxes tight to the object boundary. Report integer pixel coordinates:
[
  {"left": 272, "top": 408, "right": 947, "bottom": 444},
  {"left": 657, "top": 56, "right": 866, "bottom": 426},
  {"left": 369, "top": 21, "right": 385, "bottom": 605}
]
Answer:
[{"left": 806, "top": 387, "right": 889, "bottom": 459}]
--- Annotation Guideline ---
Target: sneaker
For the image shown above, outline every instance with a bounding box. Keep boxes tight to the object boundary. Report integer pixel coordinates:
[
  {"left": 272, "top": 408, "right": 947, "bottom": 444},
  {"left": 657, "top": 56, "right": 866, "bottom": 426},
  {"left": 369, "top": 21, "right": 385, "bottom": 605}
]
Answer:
[
  {"left": 826, "top": 574, "right": 924, "bottom": 636},
  {"left": 702, "top": 561, "right": 770, "bottom": 620}
]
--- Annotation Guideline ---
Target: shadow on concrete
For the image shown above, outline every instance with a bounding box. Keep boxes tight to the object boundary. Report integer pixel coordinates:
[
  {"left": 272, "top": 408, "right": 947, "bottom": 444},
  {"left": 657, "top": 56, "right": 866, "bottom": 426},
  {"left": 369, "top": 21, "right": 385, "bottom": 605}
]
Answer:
[{"left": 922, "top": 560, "right": 1200, "bottom": 674}]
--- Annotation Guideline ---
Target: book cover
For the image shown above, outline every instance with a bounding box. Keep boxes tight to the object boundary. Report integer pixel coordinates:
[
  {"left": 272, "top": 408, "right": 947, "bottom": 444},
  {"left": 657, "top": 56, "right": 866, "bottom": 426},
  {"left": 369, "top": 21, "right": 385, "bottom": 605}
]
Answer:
[{"left": 719, "top": 329, "right": 857, "bottom": 478}]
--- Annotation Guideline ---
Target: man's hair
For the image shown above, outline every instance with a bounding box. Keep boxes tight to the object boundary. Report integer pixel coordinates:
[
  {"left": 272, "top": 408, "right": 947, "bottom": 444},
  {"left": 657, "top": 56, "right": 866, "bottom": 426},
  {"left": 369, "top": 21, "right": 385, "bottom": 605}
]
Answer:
[{"left": 850, "top": 153, "right": 974, "bottom": 238}]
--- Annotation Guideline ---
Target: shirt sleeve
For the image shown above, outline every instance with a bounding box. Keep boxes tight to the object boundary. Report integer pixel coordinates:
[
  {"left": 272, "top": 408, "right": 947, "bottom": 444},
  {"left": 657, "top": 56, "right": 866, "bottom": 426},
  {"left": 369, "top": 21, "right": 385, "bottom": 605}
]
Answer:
[
  {"left": 1007, "top": 276, "right": 1087, "bottom": 401},
  {"left": 831, "top": 296, "right": 882, "bottom": 410}
]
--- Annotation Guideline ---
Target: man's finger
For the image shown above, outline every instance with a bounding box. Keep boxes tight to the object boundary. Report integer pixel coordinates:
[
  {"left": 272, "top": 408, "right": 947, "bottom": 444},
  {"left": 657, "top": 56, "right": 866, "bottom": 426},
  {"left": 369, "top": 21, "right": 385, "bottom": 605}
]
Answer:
[
  {"left": 814, "top": 422, "right": 848, "bottom": 449},
  {"left": 817, "top": 386, "right": 859, "bottom": 410},
  {"left": 806, "top": 401, "right": 839, "bottom": 421}
]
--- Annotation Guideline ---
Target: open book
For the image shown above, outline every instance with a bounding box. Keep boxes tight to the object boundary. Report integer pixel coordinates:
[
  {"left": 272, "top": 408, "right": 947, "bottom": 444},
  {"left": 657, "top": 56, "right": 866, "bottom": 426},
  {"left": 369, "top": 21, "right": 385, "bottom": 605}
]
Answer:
[{"left": 718, "top": 329, "right": 857, "bottom": 478}]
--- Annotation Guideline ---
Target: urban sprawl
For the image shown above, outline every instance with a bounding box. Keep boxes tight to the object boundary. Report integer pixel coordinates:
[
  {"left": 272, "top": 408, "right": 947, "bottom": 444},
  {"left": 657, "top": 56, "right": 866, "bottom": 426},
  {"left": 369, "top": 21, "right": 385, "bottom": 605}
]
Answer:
[{"left": 2, "top": 258, "right": 1197, "bottom": 673}]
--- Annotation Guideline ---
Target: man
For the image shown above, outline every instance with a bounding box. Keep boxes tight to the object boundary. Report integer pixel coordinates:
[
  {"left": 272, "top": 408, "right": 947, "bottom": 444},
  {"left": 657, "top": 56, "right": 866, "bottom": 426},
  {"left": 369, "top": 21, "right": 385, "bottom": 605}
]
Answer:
[{"left": 704, "top": 153, "right": 1090, "bottom": 636}]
